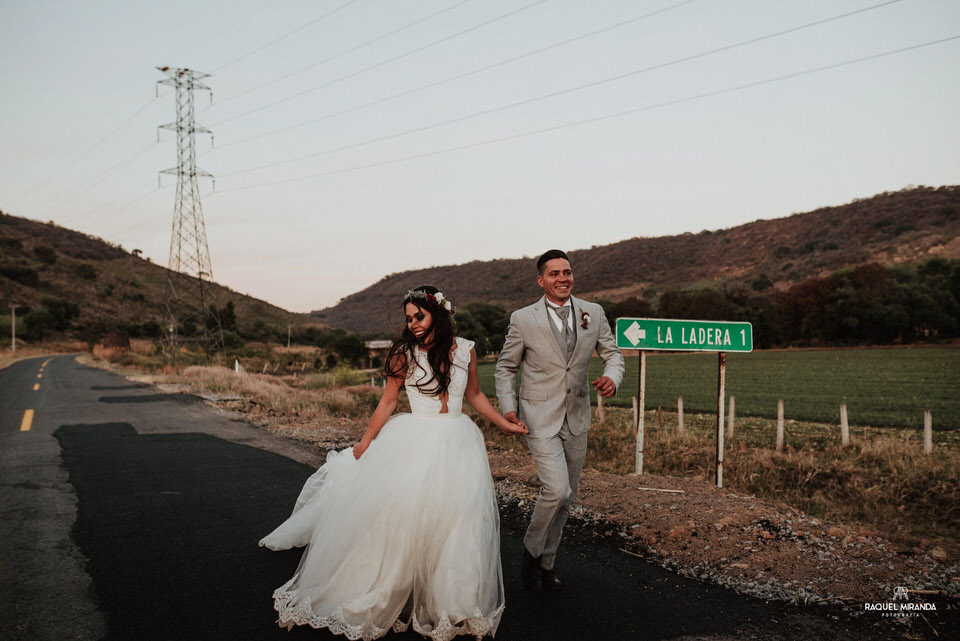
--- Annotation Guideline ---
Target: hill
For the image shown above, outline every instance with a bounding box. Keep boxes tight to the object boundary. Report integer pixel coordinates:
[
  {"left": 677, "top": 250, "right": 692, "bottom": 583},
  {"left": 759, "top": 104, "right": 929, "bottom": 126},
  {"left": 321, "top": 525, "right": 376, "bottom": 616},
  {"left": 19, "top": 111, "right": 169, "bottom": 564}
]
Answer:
[
  {"left": 0, "top": 210, "right": 318, "bottom": 342},
  {"left": 312, "top": 186, "right": 960, "bottom": 332}
]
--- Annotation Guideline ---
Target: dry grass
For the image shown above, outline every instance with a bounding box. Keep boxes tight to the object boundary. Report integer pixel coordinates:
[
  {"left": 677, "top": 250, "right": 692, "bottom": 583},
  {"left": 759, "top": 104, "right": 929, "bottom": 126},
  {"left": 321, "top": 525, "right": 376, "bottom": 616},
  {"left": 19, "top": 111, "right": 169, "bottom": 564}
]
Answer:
[
  {"left": 0, "top": 341, "right": 87, "bottom": 370},
  {"left": 178, "top": 365, "right": 382, "bottom": 421},
  {"left": 297, "top": 367, "right": 372, "bottom": 390}
]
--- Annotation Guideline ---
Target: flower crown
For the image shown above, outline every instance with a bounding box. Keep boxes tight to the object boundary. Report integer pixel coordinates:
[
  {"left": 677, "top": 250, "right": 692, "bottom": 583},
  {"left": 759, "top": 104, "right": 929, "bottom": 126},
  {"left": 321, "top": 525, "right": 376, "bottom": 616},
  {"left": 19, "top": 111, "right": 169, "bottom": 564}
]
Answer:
[{"left": 406, "top": 289, "right": 453, "bottom": 311}]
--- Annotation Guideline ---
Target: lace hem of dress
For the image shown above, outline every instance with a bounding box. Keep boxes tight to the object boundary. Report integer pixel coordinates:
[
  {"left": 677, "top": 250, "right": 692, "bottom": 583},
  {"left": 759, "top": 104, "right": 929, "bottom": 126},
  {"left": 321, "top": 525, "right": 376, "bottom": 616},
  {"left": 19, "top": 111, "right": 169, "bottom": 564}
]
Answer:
[{"left": 273, "top": 587, "right": 503, "bottom": 641}]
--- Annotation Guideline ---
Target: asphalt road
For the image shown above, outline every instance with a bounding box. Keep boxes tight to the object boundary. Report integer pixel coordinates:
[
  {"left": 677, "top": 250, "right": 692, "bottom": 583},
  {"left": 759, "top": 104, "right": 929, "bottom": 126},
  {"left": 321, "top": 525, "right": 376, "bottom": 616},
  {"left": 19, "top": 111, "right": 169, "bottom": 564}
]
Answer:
[{"left": 0, "top": 355, "right": 931, "bottom": 640}]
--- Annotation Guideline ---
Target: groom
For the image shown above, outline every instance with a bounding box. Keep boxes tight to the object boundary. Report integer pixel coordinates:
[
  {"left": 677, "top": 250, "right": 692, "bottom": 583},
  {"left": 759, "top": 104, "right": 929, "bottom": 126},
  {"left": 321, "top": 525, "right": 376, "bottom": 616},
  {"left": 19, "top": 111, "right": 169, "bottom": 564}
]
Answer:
[{"left": 495, "top": 249, "right": 624, "bottom": 592}]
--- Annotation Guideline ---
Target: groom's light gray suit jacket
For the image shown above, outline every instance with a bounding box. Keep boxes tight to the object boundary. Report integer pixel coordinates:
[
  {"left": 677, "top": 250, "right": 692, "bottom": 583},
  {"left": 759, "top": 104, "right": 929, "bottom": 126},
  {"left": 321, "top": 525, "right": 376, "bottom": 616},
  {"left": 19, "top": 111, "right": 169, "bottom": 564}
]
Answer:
[{"left": 495, "top": 296, "right": 624, "bottom": 438}]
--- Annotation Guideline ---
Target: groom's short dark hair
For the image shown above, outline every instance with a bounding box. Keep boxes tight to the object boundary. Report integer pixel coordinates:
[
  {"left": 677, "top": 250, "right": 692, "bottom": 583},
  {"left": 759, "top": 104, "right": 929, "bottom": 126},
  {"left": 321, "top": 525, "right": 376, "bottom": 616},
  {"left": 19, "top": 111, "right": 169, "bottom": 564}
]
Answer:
[{"left": 537, "top": 249, "right": 569, "bottom": 274}]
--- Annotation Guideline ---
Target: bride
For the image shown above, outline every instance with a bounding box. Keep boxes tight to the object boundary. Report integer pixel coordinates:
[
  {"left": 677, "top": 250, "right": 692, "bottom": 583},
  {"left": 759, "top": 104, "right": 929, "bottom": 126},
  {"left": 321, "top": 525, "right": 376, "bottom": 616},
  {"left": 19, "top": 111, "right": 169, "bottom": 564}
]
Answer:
[{"left": 260, "top": 285, "right": 528, "bottom": 640}]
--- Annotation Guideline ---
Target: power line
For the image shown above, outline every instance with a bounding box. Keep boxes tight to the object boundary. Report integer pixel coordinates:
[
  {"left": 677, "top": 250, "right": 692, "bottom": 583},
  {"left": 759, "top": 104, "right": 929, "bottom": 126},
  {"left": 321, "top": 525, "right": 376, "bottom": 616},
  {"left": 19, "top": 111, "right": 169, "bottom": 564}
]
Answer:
[
  {"left": 211, "top": 0, "right": 364, "bottom": 74},
  {"left": 168, "top": 0, "right": 276, "bottom": 64},
  {"left": 207, "top": 0, "right": 700, "bottom": 151},
  {"left": 38, "top": 142, "right": 161, "bottom": 222},
  {"left": 214, "top": 0, "right": 473, "bottom": 107},
  {"left": 7, "top": 96, "right": 159, "bottom": 207},
  {"left": 210, "top": 0, "right": 550, "bottom": 127},
  {"left": 216, "top": 34, "right": 960, "bottom": 192},
  {"left": 56, "top": 180, "right": 157, "bottom": 231},
  {"left": 83, "top": 185, "right": 161, "bottom": 230},
  {"left": 111, "top": 209, "right": 171, "bottom": 237},
  {"left": 220, "top": 0, "right": 906, "bottom": 178}
]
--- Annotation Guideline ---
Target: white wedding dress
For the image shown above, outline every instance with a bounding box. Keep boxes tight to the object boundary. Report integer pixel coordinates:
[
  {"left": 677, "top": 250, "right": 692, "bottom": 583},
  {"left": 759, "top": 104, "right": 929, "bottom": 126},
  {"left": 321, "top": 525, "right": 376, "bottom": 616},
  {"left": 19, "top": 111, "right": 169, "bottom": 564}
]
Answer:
[{"left": 260, "top": 338, "right": 504, "bottom": 640}]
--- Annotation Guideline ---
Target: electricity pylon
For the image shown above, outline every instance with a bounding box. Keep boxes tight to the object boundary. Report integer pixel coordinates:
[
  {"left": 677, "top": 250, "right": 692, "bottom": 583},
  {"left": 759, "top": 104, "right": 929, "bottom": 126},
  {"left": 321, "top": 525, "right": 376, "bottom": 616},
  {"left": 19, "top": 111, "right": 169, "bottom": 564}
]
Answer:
[{"left": 157, "top": 66, "right": 222, "bottom": 362}]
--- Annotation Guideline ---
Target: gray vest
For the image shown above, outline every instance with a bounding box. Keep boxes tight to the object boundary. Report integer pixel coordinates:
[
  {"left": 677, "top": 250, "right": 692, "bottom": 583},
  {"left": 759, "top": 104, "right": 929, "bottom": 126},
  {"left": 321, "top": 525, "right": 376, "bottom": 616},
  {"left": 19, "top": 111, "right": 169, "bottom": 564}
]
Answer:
[{"left": 545, "top": 301, "right": 577, "bottom": 361}]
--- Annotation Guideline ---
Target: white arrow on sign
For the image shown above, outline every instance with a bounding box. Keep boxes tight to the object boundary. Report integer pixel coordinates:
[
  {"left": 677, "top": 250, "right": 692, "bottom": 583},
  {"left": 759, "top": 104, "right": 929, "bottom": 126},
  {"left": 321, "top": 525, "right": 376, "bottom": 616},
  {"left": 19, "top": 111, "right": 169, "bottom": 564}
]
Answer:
[{"left": 624, "top": 321, "right": 646, "bottom": 346}]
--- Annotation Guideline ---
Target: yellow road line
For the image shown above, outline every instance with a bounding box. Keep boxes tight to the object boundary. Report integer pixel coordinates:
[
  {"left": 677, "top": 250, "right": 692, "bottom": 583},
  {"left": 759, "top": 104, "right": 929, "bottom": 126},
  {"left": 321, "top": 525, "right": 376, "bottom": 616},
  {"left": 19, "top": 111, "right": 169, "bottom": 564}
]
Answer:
[
  {"left": 42, "top": 358, "right": 52, "bottom": 367},
  {"left": 32, "top": 383, "right": 39, "bottom": 391},
  {"left": 20, "top": 409, "right": 34, "bottom": 432},
  {"left": 37, "top": 374, "right": 43, "bottom": 379}
]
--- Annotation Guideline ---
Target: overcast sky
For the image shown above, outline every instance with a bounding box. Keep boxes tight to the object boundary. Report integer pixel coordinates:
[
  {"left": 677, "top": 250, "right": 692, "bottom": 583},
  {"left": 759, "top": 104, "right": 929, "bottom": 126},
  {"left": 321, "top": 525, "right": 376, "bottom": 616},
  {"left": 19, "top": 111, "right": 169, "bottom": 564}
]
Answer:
[{"left": 2, "top": 0, "right": 958, "bottom": 312}]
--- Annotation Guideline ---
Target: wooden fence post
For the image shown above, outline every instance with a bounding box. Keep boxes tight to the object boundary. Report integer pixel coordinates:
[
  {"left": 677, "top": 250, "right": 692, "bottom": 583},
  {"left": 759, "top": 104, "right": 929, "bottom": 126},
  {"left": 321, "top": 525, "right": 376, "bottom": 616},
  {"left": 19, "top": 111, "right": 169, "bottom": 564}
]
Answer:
[
  {"left": 924, "top": 410, "right": 933, "bottom": 454},
  {"left": 677, "top": 396, "right": 684, "bottom": 435},
  {"left": 727, "top": 395, "right": 735, "bottom": 438},
  {"left": 776, "top": 400, "right": 784, "bottom": 452},
  {"left": 840, "top": 403, "right": 849, "bottom": 447}
]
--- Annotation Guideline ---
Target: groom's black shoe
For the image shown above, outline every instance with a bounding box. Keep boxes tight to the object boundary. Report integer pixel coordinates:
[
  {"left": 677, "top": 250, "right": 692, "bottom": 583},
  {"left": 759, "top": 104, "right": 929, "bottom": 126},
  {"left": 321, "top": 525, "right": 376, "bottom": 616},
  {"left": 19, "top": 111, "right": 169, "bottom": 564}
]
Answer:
[
  {"left": 521, "top": 548, "right": 542, "bottom": 592},
  {"left": 540, "top": 568, "right": 563, "bottom": 592}
]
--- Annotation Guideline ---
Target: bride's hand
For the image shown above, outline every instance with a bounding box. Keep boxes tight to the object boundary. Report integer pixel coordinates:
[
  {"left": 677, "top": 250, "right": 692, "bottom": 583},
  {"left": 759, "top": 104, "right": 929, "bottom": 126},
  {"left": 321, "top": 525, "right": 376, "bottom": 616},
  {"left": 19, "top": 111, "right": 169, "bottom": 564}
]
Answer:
[{"left": 353, "top": 441, "right": 369, "bottom": 459}]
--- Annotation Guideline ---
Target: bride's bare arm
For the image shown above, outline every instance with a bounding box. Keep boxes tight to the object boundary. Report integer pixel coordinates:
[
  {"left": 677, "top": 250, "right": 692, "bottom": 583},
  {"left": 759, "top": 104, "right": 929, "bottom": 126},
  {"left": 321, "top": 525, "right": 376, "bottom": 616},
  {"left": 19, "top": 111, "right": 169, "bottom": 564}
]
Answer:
[
  {"left": 353, "top": 356, "right": 405, "bottom": 459},
  {"left": 464, "top": 348, "right": 528, "bottom": 435}
]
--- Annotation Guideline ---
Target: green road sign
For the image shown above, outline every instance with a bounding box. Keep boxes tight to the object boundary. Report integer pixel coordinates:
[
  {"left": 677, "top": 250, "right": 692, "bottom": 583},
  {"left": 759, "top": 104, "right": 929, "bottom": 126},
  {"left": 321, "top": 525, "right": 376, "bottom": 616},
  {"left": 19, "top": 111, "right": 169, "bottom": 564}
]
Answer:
[{"left": 615, "top": 317, "right": 753, "bottom": 352}]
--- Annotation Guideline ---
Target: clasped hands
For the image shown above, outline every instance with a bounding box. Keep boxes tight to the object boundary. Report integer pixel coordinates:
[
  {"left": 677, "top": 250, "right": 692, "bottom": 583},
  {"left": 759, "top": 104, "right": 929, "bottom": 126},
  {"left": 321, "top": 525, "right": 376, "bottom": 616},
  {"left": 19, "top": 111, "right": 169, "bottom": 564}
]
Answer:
[{"left": 500, "top": 412, "right": 529, "bottom": 435}]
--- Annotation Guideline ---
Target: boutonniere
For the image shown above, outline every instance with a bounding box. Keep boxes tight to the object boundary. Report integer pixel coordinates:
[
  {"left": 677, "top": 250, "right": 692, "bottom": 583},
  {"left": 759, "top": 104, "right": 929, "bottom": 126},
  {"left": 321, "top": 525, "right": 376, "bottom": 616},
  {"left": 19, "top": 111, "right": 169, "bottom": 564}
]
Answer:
[{"left": 580, "top": 312, "right": 591, "bottom": 329}]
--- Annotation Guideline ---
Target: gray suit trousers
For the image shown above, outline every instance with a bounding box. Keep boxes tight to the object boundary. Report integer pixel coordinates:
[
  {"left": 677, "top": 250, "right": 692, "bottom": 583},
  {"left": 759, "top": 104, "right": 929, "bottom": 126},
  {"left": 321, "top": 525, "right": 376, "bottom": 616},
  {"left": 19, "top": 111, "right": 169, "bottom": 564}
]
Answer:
[{"left": 523, "top": 415, "right": 588, "bottom": 571}]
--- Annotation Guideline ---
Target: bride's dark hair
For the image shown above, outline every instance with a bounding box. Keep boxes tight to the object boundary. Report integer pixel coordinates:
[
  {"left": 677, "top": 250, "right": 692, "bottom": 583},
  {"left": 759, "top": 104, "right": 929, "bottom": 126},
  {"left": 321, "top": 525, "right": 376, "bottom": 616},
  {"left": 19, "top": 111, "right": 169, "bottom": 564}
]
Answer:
[{"left": 382, "top": 284, "right": 456, "bottom": 397}]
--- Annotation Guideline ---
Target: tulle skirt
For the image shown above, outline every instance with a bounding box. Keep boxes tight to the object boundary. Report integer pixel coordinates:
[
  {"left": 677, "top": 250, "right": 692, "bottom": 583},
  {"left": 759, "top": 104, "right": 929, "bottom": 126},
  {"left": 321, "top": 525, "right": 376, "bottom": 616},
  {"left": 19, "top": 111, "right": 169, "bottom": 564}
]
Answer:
[{"left": 260, "top": 412, "right": 504, "bottom": 641}]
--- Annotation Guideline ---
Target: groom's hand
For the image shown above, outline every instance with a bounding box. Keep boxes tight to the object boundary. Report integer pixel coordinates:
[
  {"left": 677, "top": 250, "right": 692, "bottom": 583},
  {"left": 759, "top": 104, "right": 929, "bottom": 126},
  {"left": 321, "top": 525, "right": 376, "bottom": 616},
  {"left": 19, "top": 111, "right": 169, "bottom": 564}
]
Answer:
[
  {"left": 592, "top": 376, "right": 616, "bottom": 398},
  {"left": 504, "top": 411, "right": 522, "bottom": 425}
]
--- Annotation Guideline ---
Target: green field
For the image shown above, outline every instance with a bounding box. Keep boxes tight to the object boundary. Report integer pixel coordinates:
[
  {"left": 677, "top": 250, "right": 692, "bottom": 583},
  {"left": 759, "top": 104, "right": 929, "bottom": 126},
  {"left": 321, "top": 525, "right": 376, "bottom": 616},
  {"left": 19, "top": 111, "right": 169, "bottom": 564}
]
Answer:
[{"left": 478, "top": 346, "right": 960, "bottom": 430}]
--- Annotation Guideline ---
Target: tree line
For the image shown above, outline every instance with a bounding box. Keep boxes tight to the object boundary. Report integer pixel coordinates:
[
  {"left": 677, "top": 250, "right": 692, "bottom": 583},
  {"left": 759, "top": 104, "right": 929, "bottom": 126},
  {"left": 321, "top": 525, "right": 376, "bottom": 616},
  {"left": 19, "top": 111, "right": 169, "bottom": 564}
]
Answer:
[
  {"left": 452, "top": 258, "right": 960, "bottom": 353},
  {"left": 603, "top": 258, "right": 959, "bottom": 349}
]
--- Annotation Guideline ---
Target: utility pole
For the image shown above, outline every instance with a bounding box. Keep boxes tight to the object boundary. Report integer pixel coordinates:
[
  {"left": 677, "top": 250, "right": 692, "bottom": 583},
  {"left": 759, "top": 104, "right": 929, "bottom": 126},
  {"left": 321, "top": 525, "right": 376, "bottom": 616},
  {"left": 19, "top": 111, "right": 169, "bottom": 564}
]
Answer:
[
  {"left": 157, "top": 66, "right": 222, "bottom": 363},
  {"left": 9, "top": 305, "right": 19, "bottom": 352}
]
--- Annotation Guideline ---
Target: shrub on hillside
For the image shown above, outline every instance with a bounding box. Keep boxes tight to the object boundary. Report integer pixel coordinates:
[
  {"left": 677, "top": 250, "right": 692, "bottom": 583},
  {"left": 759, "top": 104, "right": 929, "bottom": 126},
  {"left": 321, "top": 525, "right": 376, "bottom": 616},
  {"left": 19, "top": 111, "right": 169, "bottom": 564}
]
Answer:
[
  {"left": 24, "top": 308, "right": 55, "bottom": 341},
  {"left": 219, "top": 301, "right": 238, "bottom": 332},
  {"left": 33, "top": 244, "right": 57, "bottom": 265},
  {"left": 42, "top": 297, "right": 80, "bottom": 331},
  {"left": 102, "top": 330, "right": 131, "bottom": 350},
  {"left": 221, "top": 330, "right": 244, "bottom": 350},
  {"left": 0, "top": 265, "right": 40, "bottom": 286},
  {"left": 75, "top": 263, "right": 97, "bottom": 280},
  {"left": 332, "top": 333, "right": 366, "bottom": 366}
]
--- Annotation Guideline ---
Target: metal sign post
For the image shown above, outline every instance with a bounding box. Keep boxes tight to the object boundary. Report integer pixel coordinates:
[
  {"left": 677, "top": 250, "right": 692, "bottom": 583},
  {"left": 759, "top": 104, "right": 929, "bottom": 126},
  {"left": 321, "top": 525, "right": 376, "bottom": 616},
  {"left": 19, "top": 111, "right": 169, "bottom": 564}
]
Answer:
[
  {"left": 635, "top": 351, "right": 646, "bottom": 475},
  {"left": 616, "top": 318, "right": 753, "bottom": 486},
  {"left": 716, "top": 352, "right": 726, "bottom": 487}
]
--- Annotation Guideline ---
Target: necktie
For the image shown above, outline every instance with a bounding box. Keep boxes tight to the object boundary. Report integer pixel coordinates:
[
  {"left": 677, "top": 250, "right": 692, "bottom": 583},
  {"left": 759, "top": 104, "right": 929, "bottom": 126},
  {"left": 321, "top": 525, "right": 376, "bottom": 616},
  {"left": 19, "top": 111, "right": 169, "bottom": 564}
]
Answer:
[{"left": 555, "top": 306, "right": 574, "bottom": 357}]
